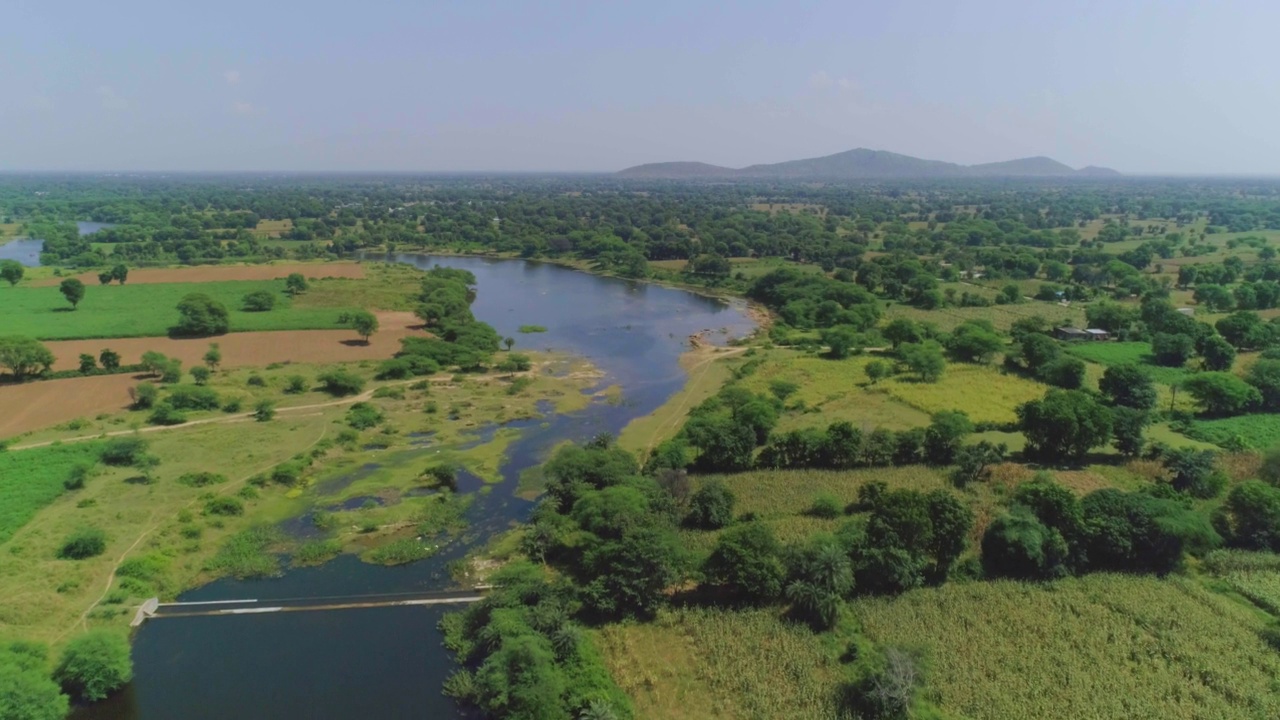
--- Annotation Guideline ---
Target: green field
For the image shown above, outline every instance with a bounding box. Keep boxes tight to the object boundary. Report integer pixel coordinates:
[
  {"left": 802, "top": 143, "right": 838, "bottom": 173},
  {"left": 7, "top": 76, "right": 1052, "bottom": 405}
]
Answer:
[
  {"left": 0, "top": 280, "right": 359, "bottom": 340},
  {"left": 0, "top": 443, "right": 103, "bottom": 544},
  {"left": 1065, "top": 341, "right": 1190, "bottom": 386},
  {"left": 854, "top": 574, "right": 1280, "bottom": 720},
  {"left": 1183, "top": 413, "right": 1280, "bottom": 450}
]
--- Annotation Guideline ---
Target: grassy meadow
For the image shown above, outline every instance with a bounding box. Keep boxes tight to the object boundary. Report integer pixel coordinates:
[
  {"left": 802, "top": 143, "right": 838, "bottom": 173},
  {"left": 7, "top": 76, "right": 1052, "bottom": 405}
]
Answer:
[
  {"left": 0, "top": 443, "right": 104, "bottom": 544},
  {"left": 0, "top": 280, "right": 357, "bottom": 340}
]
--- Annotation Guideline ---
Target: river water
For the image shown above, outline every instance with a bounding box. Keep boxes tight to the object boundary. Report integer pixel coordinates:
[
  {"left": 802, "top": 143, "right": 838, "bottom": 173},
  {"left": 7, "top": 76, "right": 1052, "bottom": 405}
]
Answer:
[
  {"left": 74, "top": 254, "right": 753, "bottom": 720},
  {"left": 0, "top": 221, "right": 117, "bottom": 267}
]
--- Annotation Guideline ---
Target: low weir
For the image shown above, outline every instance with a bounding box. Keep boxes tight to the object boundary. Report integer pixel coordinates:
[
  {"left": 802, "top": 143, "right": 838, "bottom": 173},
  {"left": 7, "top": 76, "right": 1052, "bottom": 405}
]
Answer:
[{"left": 131, "top": 588, "right": 487, "bottom": 627}]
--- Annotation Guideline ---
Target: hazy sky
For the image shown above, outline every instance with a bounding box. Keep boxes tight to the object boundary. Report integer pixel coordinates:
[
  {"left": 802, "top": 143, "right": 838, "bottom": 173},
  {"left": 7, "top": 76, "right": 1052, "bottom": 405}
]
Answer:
[{"left": 3, "top": 0, "right": 1278, "bottom": 173}]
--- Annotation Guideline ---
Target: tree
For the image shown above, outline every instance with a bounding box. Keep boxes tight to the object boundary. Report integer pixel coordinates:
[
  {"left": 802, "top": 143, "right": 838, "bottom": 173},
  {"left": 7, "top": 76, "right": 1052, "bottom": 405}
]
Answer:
[
  {"left": 1017, "top": 333, "right": 1060, "bottom": 373},
  {"left": 1163, "top": 448, "right": 1225, "bottom": 498},
  {"left": 190, "top": 366, "right": 211, "bottom": 385},
  {"left": 1017, "top": 389, "right": 1113, "bottom": 463},
  {"left": 865, "top": 359, "right": 890, "bottom": 384},
  {"left": 1085, "top": 301, "right": 1136, "bottom": 333},
  {"left": 58, "top": 527, "right": 106, "bottom": 559},
  {"left": 1219, "top": 481, "right": 1280, "bottom": 551},
  {"left": 0, "top": 259, "right": 23, "bottom": 286},
  {"left": 175, "top": 293, "right": 230, "bottom": 336},
  {"left": 316, "top": 369, "right": 365, "bottom": 396},
  {"left": 785, "top": 539, "right": 853, "bottom": 629},
  {"left": 1151, "top": 332, "right": 1194, "bottom": 367},
  {"left": 1099, "top": 364, "right": 1157, "bottom": 409},
  {"left": 897, "top": 341, "right": 946, "bottom": 382},
  {"left": 254, "top": 399, "right": 276, "bottom": 422},
  {"left": 981, "top": 507, "right": 1070, "bottom": 580},
  {"left": 945, "top": 321, "right": 1002, "bottom": 363},
  {"left": 98, "top": 348, "right": 120, "bottom": 372},
  {"left": 950, "top": 441, "right": 1007, "bottom": 486},
  {"left": 1182, "top": 372, "right": 1261, "bottom": 416},
  {"left": 925, "top": 489, "right": 974, "bottom": 577},
  {"left": 923, "top": 411, "right": 972, "bottom": 465},
  {"left": 0, "top": 336, "right": 55, "bottom": 380},
  {"left": 242, "top": 290, "right": 276, "bottom": 312},
  {"left": 1200, "top": 334, "right": 1236, "bottom": 371},
  {"left": 882, "top": 319, "right": 923, "bottom": 348},
  {"left": 1247, "top": 359, "right": 1280, "bottom": 410},
  {"left": 704, "top": 522, "right": 785, "bottom": 603},
  {"left": 285, "top": 272, "right": 308, "bottom": 295},
  {"left": 503, "top": 337, "right": 515, "bottom": 351},
  {"left": 580, "top": 525, "right": 683, "bottom": 619},
  {"left": 1216, "top": 310, "right": 1271, "bottom": 350},
  {"left": 1039, "top": 356, "right": 1086, "bottom": 389},
  {"left": 54, "top": 630, "right": 132, "bottom": 702},
  {"left": 97, "top": 271, "right": 113, "bottom": 285},
  {"left": 683, "top": 414, "right": 756, "bottom": 472},
  {"left": 340, "top": 310, "right": 379, "bottom": 344},
  {"left": 1110, "top": 406, "right": 1149, "bottom": 456},
  {"left": 203, "top": 343, "right": 222, "bottom": 371},
  {"left": 59, "top": 278, "right": 85, "bottom": 309},
  {"left": 821, "top": 325, "right": 863, "bottom": 359},
  {"left": 110, "top": 264, "right": 128, "bottom": 284},
  {"left": 687, "top": 480, "right": 735, "bottom": 529},
  {"left": 77, "top": 353, "right": 96, "bottom": 374},
  {"left": 0, "top": 646, "right": 68, "bottom": 720}
]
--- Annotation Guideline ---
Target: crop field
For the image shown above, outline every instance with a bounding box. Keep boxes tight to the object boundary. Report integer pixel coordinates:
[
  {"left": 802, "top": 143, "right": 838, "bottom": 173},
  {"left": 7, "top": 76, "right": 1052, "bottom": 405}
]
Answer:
[
  {"left": 881, "top": 362, "right": 1048, "bottom": 424},
  {"left": 1221, "top": 571, "right": 1280, "bottom": 614},
  {"left": 738, "top": 352, "right": 931, "bottom": 431},
  {"left": 0, "top": 374, "right": 138, "bottom": 439},
  {"left": 0, "top": 443, "right": 104, "bottom": 545},
  {"left": 1065, "top": 341, "right": 1190, "bottom": 386},
  {"left": 882, "top": 299, "right": 1084, "bottom": 332},
  {"left": 30, "top": 261, "right": 364, "bottom": 287},
  {"left": 1182, "top": 414, "right": 1280, "bottom": 450},
  {"left": 853, "top": 574, "right": 1280, "bottom": 720},
  {"left": 596, "top": 607, "right": 844, "bottom": 720},
  {"left": 0, "top": 280, "right": 362, "bottom": 340}
]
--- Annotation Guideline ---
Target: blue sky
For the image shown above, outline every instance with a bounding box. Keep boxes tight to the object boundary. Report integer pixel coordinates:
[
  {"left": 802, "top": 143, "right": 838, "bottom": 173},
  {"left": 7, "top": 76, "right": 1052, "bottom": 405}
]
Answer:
[{"left": 3, "top": 0, "right": 1278, "bottom": 173}]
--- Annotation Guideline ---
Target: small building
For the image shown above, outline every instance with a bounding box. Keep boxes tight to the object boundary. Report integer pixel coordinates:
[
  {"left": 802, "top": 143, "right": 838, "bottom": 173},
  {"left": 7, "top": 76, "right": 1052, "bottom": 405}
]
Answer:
[{"left": 1055, "top": 327, "right": 1109, "bottom": 342}]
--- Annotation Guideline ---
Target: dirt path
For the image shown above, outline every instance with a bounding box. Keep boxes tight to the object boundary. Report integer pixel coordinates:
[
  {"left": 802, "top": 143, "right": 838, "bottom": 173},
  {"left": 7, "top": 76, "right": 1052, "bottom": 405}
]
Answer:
[{"left": 640, "top": 344, "right": 748, "bottom": 459}]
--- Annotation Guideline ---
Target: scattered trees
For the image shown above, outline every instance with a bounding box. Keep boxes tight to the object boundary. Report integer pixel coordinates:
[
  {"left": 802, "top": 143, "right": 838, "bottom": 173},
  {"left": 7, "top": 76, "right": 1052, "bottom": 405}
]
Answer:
[
  {"left": 339, "top": 310, "right": 379, "bottom": 343},
  {"left": 0, "top": 336, "right": 55, "bottom": 380}
]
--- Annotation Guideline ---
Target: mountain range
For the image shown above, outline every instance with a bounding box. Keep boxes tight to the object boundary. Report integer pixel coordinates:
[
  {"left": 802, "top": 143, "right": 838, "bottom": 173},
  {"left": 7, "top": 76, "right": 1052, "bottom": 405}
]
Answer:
[{"left": 617, "top": 148, "right": 1119, "bottom": 179}]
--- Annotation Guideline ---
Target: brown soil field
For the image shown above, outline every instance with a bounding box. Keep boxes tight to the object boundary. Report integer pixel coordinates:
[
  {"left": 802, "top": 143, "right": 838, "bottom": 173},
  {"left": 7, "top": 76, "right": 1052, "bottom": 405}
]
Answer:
[
  {"left": 32, "top": 262, "right": 365, "bottom": 287},
  {"left": 3, "top": 313, "right": 423, "bottom": 437},
  {"left": 0, "top": 374, "right": 139, "bottom": 438},
  {"left": 44, "top": 312, "right": 423, "bottom": 372}
]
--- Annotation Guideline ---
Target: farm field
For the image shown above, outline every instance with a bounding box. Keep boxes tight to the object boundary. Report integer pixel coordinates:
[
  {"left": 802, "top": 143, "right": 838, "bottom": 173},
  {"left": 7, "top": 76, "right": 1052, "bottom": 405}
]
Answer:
[
  {"left": 0, "top": 279, "right": 358, "bottom": 340},
  {"left": 1065, "top": 341, "right": 1191, "bottom": 386},
  {"left": 0, "top": 374, "right": 139, "bottom": 439},
  {"left": 41, "top": 311, "right": 423, "bottom": 372},
  {"left": 29, "top": 261, "right": 364, "bottom": 287},
  {"left": 854, "top": 575, "right": 1280, "bottom": 720},
  {"left": 1182, "top": 414, "right": 1280, "bottom": 450}
]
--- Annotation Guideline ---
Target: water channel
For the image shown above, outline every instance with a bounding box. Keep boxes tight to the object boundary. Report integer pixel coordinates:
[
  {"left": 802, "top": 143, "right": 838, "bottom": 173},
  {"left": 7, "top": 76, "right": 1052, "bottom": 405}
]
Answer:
[{"left": 74, "top": 253, "right": 754, "bottom": 719}]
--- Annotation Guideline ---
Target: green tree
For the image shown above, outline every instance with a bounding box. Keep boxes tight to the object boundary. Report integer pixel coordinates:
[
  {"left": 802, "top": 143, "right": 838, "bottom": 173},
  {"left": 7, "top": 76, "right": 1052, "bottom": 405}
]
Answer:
[
  {"left": 1039, "top": 356, "right": 1086, "bottom": 389},
  {"left": 945, "top": 321, "right": 1003, "bottom": 363},
  {"left": 190, "top": 366, "right": 211, "bottom": 385},
  {"left": 285, "top": 272, "right": 308, "bottom": 295},
  {"left": 897, "top": 340, "right": 946, "bottom": 382},
  {"left": 1110, "top": 406, "right": 1149, "bottom": 457},
  {"left": 0, "top": 646, "right": 68, "bottom": 720},
  {"left": 340, "top": 310, "right": 379, "bottom": 344},
  {"left": 473, "top": 634, "right": 567, "bottom": 719},
  {"left": 110, "top": 264, "right": 129, "bottom": 284},
  {"left": 1182, "top": 372, "right": 1261, "bottom": 416},
  {"left": 1200, "top": 334, "right": 1236, "bottom": 371},
  {"left": 1099, "top": 364, "right": 1157, "bottom": 409},
  {"left": 581, "top": 525, "right": 683, "bottom": 619},
  {"left": 0, "top": 259, "right": 24, "bottom": 286},
  {"left": 97, "top": 271, "right": 113, "bottom": 285},
  {"left": 503, "top": 337, "right": 515, "bottom": 351},
  {"left": 254, "top": 399, "right": 276, "bottom": 422},
  {"left": 950, "top": 441, "right": 1007, "bottom": 486},
  {"left": 785, "top": 538, "right": 853, "bottom": 630},
  {"left": 821, "top": 325, "right": 863, "bottom": 359},
  {"left": 686, "top": 480, "right": 735, "bottom": 529},
  {"left": 242, "top": 290, "right": 276, "bottom": 312},
  {"left": 1016, "top": 333, "right": 1060, "bottom": 373},
  {"left": 59, "top": 278, "right": 85, "bottom": 309},
  {"left": 981, "top": 507, "right": 1070, "bottom": 580},
  {"left": 98, "top": 348, "right": 120, "bottom": 372},
  {"left": 865, "top": 359, "right": 890, "bottom": 384},
  {"left": 57, "top": 527, "right": 106, "bottom": 560},
  {"left": 77, "top": 353, "right": 96, "bottom": 374},
  {"left": 924, "top": 411, "right": 973, "bottom": 465},
  {"left": 54, "top": 630, "right": 133, "bottom": 702},
  {"left": 1247, "top": 359, "right": 1280, "bottom": 410},
  {"left": 1017, "top": 389, "right": 1113, "bottom": 463},
  {"left": 0, "top": 336, "right": 55, "bottom": 380},
  {"left": 175, "top": 293, "right": 230, "bottom": 336},
  {"left": 1151, "top": 332, "right": 1194, "bottom": 367},
  {"left": 704, "top": 522, "right": 785, "bottom": 603},
  {"left": 882, "top": 318, "right": 923, "bottom": 348},
  {"left": 203, "top": 342, "right": 222, "bottom": 371}
]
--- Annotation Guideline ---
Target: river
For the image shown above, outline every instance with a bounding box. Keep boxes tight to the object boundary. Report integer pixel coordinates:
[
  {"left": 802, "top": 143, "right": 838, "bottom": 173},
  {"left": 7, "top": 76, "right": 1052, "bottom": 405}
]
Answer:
[
  {"left": 0, "top": 222, "right": 117, "bottom": 267},
  {"left": 74, "top": 254, "right": 754, "bottom": 720}
]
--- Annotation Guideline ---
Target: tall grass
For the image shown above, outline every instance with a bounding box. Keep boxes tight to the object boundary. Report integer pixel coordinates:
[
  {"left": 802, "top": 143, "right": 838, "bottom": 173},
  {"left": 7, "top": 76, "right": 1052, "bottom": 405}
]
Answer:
[
  {"left": 0, "top": 442, "right": 102, "bottom": 543},
  {"left": 854, "top": 574, "right": 1280, "bottom": 720}
]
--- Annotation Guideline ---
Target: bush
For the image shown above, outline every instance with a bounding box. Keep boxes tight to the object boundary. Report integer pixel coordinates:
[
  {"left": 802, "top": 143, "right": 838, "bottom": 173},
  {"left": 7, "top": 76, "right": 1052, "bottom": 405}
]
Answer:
[
  {"left": 131, "top": 382, "right": 158, "bottom": 409},
  {"left": 176, "top": 472, "right": 227, "bottom": 488},
  {"left": 241, "top": 290, "right": 277, "bottom": 312},
  {"left": 100, "top": 436, "right": 149, "bottom": 466},
  {"left": 254, "top": 399, "right": 276, "bottom": 422},
  {"left": 345, "top": 402, "right": 383, "bottom": 429},
  {"left": 283, "top": 375, "right": 308, "bottom": 394},
  {"left": 806, "top": 494, "right": 843, "bottom": 519},
  {"left": 221, "top": 397, "right": 243, "bottom": 413},
  {"left": 205, "top": 496, "right": 245, "bottom": 516},
  {"left": 148, "top": 402, "right": 188, "bottom": 426},
  {"left": 317, "top": 369, "right": 366, "bottom": 397},
  {"left": 58, "top": 527, "right": 107, "bottom": 560},
  {"left": 166, "top": 384, "right": 221, "bottom": 410},
  {"left": 174, "top": 293, "right": 230, "bottom": 336},
  {"left": 246, "top": 374, "right": 266, "bottom": 387},
  {"left": 687, "top": 480, "right": 736, "bottom": 529},
  {"left": 55, "top": 630, "right": 133, "bottom": 702},
  {"left": 64, "top": 464, "right": 93, "bottom": 491}
]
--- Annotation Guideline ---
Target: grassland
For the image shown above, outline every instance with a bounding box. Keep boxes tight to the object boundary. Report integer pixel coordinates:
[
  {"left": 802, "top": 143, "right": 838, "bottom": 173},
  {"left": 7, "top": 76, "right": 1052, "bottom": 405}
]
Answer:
[
  {"left": 883, "top": 299, "right": 1084, "bottom": 332},
  {"left": 0, "top": 280, "right": 356, "bottom": 340},
  {"left": 0, "top": 443, "right": 104, "bottom": 544},
  {"left": 1182, "top": 414, "right": 1280, "bottom": 450},
  {"left": 1065, "top": 341, "right": 1190, "bottom": 386}
]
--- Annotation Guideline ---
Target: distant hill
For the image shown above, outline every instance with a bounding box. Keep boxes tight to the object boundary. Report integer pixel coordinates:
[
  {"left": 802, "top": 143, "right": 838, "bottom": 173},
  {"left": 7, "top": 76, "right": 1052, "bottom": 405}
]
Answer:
[{"left": 617, "top": 148, "right": 1118, "bottom": 179}]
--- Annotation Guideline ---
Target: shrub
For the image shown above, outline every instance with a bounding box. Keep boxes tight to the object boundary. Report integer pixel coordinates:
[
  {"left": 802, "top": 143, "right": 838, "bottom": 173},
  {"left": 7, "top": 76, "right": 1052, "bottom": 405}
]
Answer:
[
  {"left": 166, "top": 384, "right": 221, "bottom": 410},
  {"left": 317, "top": 369, "right": 365, "bottom": 397},
  {"left": 807, "top": 494, "right": 843, "bottom": 519},
  {"left": 100, "top": 436, "right": 149, "bottom": 466},
  {"left": 64, "top": 464, "right": 93, "bottom": 491},
  {"left": 241, "top": 290, "right": 277, "bottom": 312},
  {"left": 246, "top": 374, "right": 266, "bottom": 387},
  {"left": 205, "top": 496, "right": 245, "bottom": 516},
  {"left": 346, "top": 402, "right": 383, "bottom": 429},
  {"left": 58, "top": 527, "right": 107, "bottom": 560},
  {"left": 221, "top": 397, "right": 243, "bottom": 413},
  {"left": 283, "top": 375, "right": 308, "bottom": 394},
  {"left": 254, "top": 399, "right": 276, "bottom": 422},
  {"left": 148, "top": 403, "right": 188, "bottom": 426},
  {"left": 174, "top": 293, "right": 230, "bottom": 336},
  {"left": 55, "top": 630, "right": 133, "bottom": 702},
  {"left": 131, "top": 382, "right": 159, "bottom": 409},
  {"left": 176, "top": 472, "right": 228, "bottom": 488},
  {"left": 687, "top": 480, "right": 736, "bottom": 529}
]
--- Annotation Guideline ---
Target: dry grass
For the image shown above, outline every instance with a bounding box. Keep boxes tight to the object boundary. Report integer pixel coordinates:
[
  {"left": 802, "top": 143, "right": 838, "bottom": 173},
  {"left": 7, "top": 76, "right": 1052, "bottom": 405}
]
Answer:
[{"left": 880, "top": 363, "right": 1048, "bottom": 425}]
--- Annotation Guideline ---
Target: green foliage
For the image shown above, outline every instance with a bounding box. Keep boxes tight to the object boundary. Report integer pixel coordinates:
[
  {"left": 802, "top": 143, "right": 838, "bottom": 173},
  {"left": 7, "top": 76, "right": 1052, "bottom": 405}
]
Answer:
[
  {"left": 896, "top": 340, "right": 946, "bottom": 382},
  {"left": 704, "top": 522, "right": 785, "bottom": 603},
  {"left": 165, "top": 384, "right": 220, "bottom": 410},
  {"left": 686, "top": 480, "right": 736, "bottom": 529},
  {"left": 205, "top": 496, "right": 245, "bottom": 516},
  {"left": 58, "top": 278, "right": 85, "bottom": 309},
  {"left": 316, "top": 369, "right": 365, "bottom": 396},
  {"left": 518, "top": 325, "right": 548, "bottom": 333},
  {"left": 0, "top": 643, "right": 68, "bottom": 720},
  {"left": 241, "top": 289, "right": 277, "bottom": 312},
  {"left": 944, "top": 320, "right": 1002, "bottom": 363},
  {"left": 99, "top": 436, "right": 149, "bottom": 466},
  {"left": 1099, "top": 363, "right": 1157, "bottom": 409},
  {"left": 176, "top": 471, "right": 227, "bottom": 488},
  {"left": 345, "top": 401, "right": 384, "bottom": 429},
  {"left": 54, "top": 631, "right": 132, "bottom": 702},
  {"left": 0, "top": 259, "right": 24, "bottom": 286},
  {"left": 1183, "top": 372, "right": 1261, "bottom": 416},
  {"left": 1017, "top": 389, "right": 1112, "bottom": 463},
  {"left": 339, "top": 309, "right": 379, "bottom": 342},
  {"left": 174, "top": 292, "right": 230, "bottom": 336},
  {"left": 205, "top": 527, "right": 281, "bottom": 578},
  {"left": 0, "top": 335, "right": 55, "bottom": 380},
  {"left": 366, "top": 538, "right": 433, "bottom": 565},
  {"left": 57, "top": 527, "right": 107, "bottom": 560}
]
